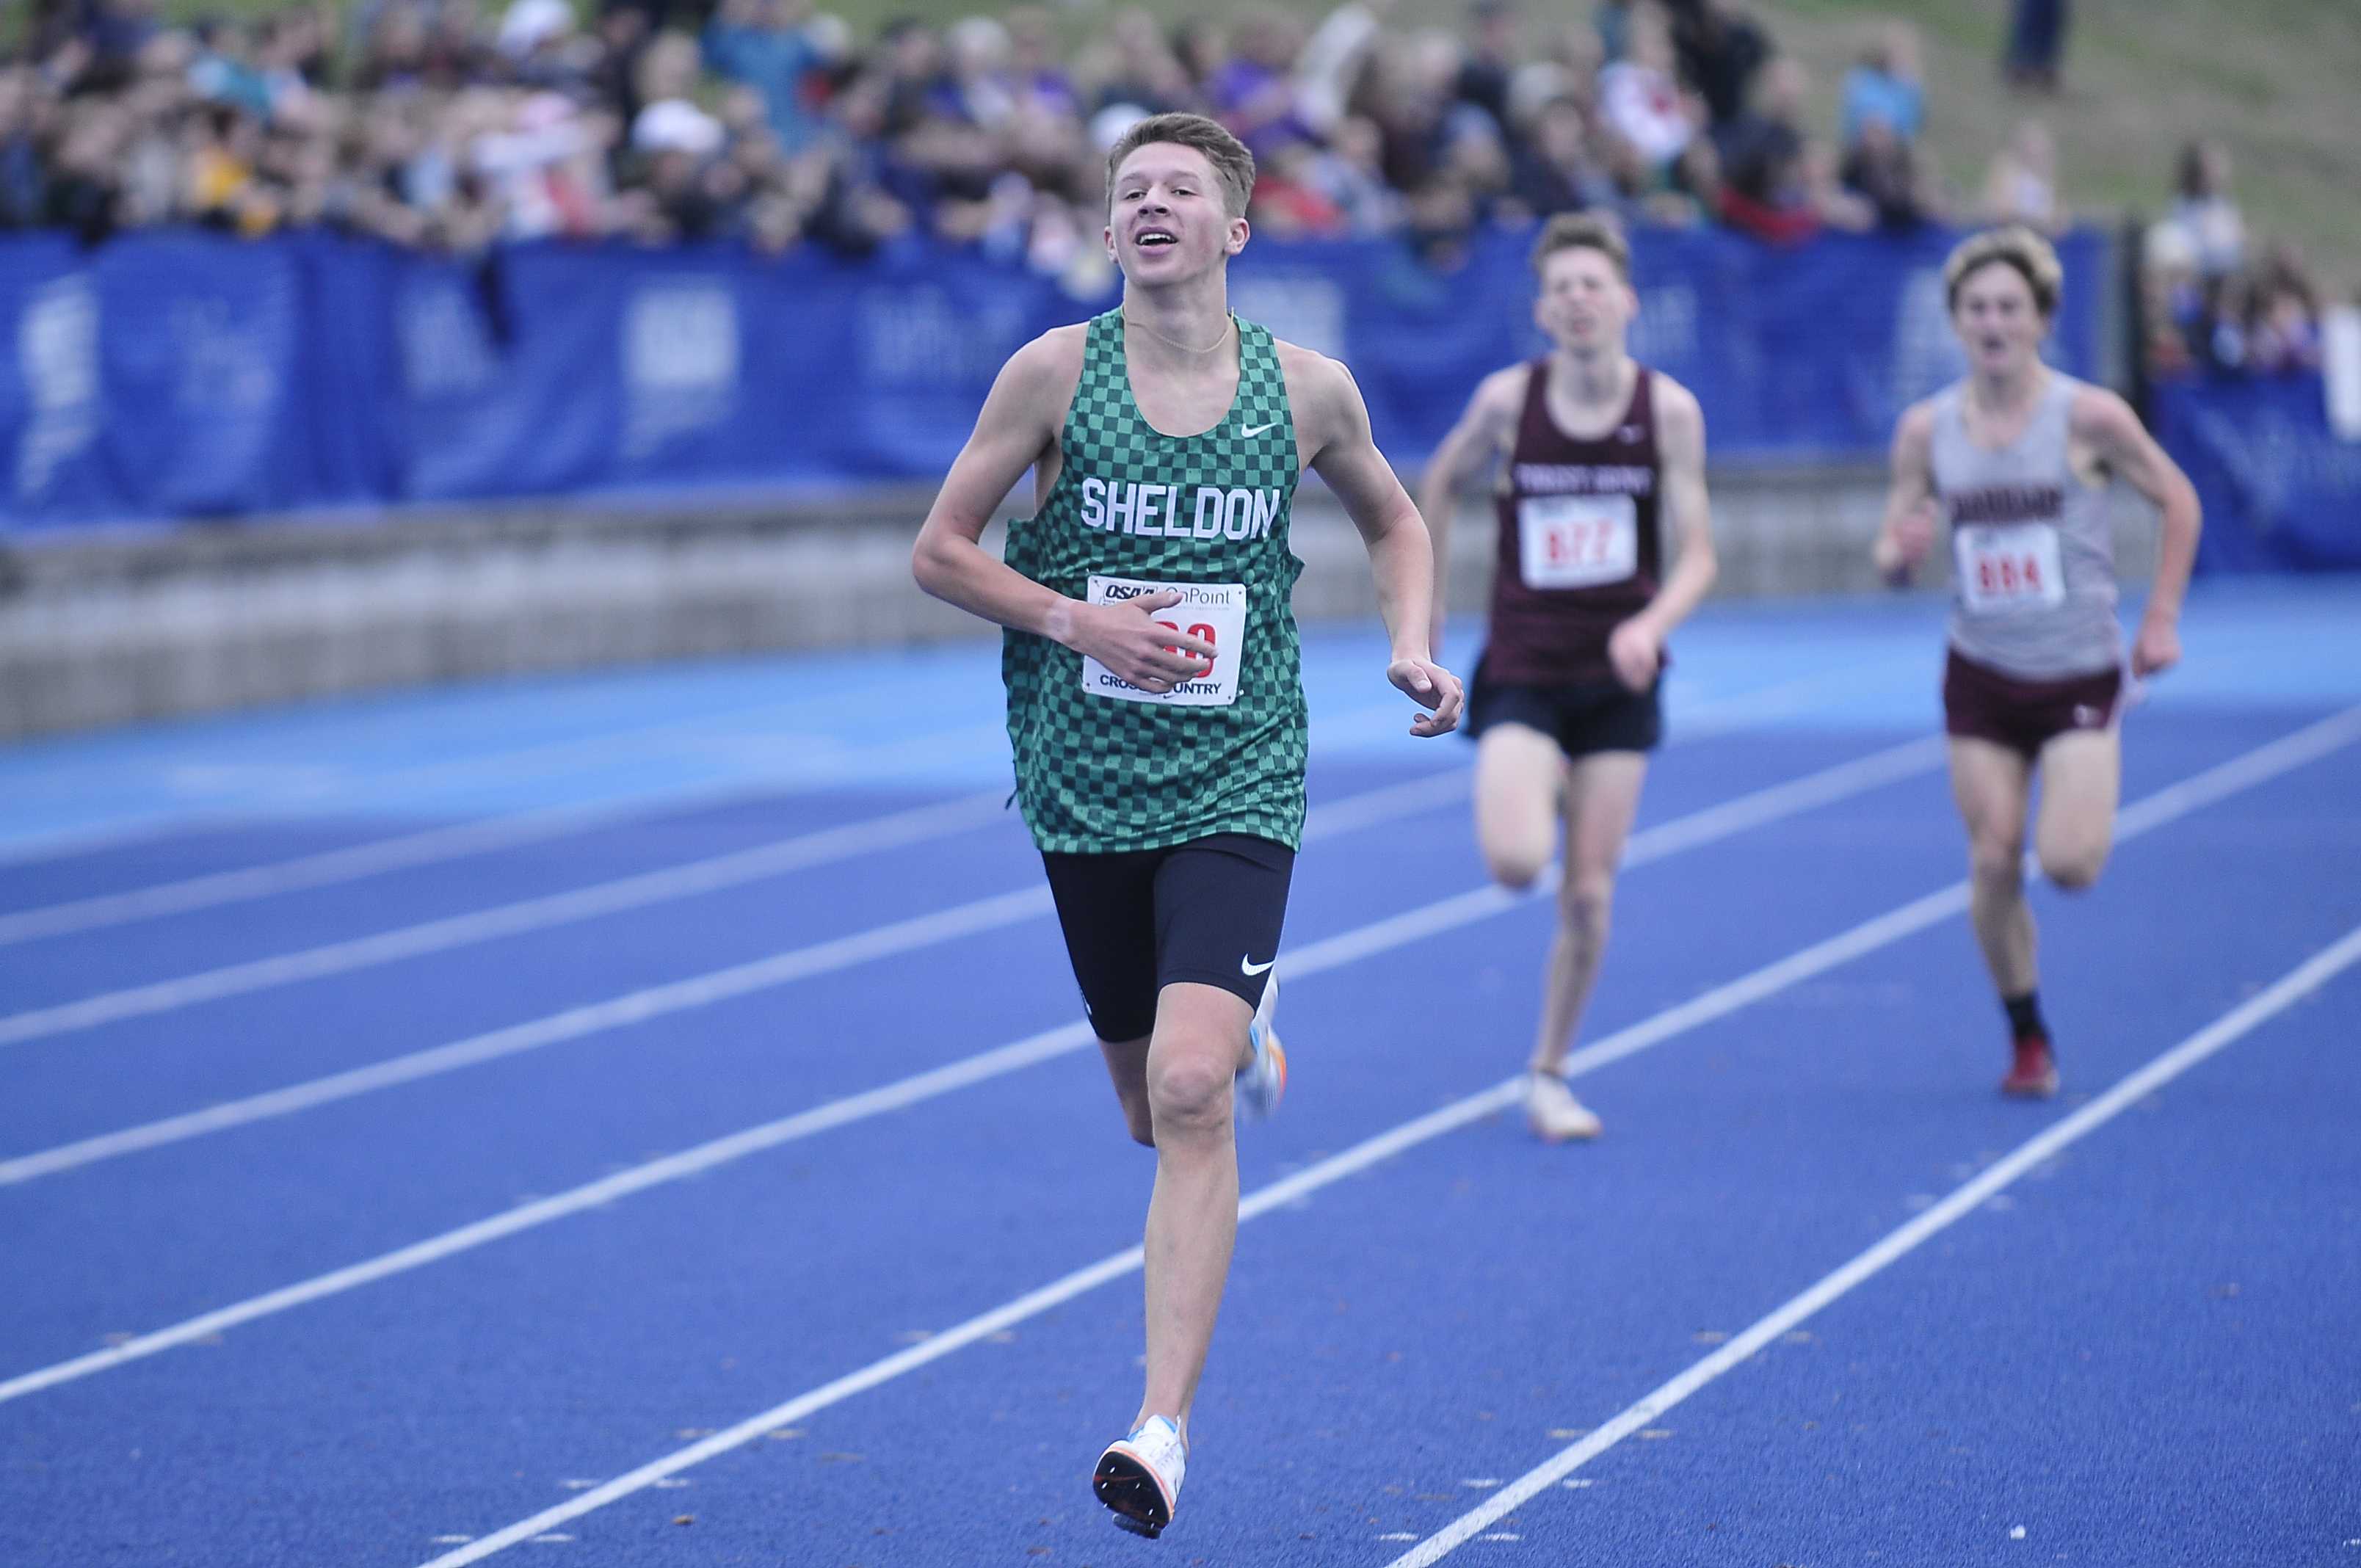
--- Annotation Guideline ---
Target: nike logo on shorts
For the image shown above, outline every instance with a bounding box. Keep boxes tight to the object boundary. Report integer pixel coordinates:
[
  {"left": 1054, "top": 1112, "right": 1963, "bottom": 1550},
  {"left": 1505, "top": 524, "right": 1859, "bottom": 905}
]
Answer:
[
  {"left": 1240, "top": 954, "right": 1276, "bottom": 976},
  {"left": 1242, "top": 422, "right": 1280, "bottom": 438}
]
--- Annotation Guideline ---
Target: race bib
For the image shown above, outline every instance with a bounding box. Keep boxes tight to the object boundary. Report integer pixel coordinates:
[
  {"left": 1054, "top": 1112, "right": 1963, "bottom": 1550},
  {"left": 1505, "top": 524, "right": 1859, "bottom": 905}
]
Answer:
[
  {"left": 1520, "top": 493, "right": 1638, "bottom": 589},
  {"left": 1079, "top": 576, "right": 1250, "bottom": 707},
  {"left": 1956, "top": 523, "right": 2066, "bottom": 613}
]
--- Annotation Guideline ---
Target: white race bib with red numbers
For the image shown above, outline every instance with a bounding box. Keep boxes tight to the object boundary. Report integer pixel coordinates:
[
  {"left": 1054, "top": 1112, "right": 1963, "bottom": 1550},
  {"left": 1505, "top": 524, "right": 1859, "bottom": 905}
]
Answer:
[
  {"left": 1080, "top": 576, "right": 1249, "bottom": 707},
  {"left": 1519, "top": 493, "right": 1638, "bottom": 589},
  {"left": 1956, "top": 523, "right": 2067, "bottom": 613}
]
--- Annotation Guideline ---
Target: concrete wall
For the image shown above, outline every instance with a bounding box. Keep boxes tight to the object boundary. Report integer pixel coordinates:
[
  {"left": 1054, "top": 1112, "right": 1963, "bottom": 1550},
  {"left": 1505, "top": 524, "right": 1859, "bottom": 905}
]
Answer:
[{"left": 0, "top": 466, "right": 2163, "bottom": 740}]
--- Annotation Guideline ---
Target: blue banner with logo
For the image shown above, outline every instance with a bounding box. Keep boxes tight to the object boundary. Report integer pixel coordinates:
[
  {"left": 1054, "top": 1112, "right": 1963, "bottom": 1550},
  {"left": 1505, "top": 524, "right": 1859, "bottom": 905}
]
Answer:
[
  {"left": 2150, "top": 374, "right": 2361, "bottom": 573},
  {"left": 0, "top": 225, "right": 2114, "bottom": 532}
]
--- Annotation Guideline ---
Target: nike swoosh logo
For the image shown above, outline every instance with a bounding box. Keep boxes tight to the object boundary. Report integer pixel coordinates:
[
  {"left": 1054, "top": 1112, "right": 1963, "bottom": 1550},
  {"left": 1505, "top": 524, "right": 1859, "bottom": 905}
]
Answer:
[
  {"left": 1240, "top": 955, "right": 1276, "bottom": 976},
  {"left": 1242, "top": 422, "right": 1280, "bottom": 438}
]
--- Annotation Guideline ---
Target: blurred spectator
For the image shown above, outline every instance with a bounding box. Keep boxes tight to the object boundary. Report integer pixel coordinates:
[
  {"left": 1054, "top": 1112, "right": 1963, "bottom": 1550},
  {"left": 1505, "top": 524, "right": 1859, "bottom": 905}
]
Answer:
[
  {"left": 703, "top": 0, "right": 829, "bottom": 153},
  {"left": 1982, "top": 119, "right": 2066, "bottom": 232},
  {"left": 1838, "top": 113, "right": 1941, "bottom": 231},
  {"left": 0, "top": 0, "right": 2048, "bottom": 269},
  {"left": 1666, "top": 0, "right": 1768, "bottom": 131},
  {"left": 1402, "top": 170, "right": 1478, "bottom": 269},
  {"left": 1594, "top": 0, "right": 1634, "bottom": 66},
  {"left": 1250, "top": 140, "right": 1347, "bottom": 236},
  {"left": 0, "top": 68, "right": 53, "bottom": 229},
  {"left": 1712, "top": 57, "right": 1819, "bottom": 243},
  {"left": 1005, "top": 8, "right": 1081, "bottom": 121},
  {"left": 1509, "top": 93, "right": 1614, "bottom": 217},
  {"left": 479, "top": 90, "right": 616, "bottom": 239},
  {"left": 2249, "top": 243, "right": 2324, "bottom": 374},
  {"left": 2163, "top": 137, "right": 2244, "bottom": 280},
  {"left": 2002, "top": 0, "right": 2068, "bottom": 93},
  {"left": 1840, "top": 22, "right": 1921, "bottom": 148},
  {"left": 1596, "top": 2, "right": 1692, "bottom": 175},
  {"left": 1454, "top": 0, "right": 1520, "bottom": 129},
  {"left": 189, "top": 19, "right": 275, "bottom": 120},
  {"left": 1075, "top": 10, "right": 1195, "bottom": 120},
  {"left": 1208, "top": 13, "right": 1315, "bottom": 158},
  {"left": 1312, "top": 114, "right": 1404, "bottom": 234}
]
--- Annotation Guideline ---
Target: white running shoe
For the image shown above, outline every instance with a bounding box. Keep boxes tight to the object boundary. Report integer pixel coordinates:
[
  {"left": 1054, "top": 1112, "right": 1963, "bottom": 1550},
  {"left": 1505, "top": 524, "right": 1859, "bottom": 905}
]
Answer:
[
  {"left": 1526, "top": 1070, "right": 1603, "bottom": 1142},
  {"left": 1235, "top": 971, "right": 1286, "bottom": 1121},
  {"left": 1093, "top": 1414, "right": 1187, "bottom": 1537}
]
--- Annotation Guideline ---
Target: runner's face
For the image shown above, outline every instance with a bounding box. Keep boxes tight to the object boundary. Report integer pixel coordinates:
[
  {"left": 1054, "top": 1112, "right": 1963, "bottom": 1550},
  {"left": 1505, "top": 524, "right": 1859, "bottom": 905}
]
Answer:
[
  {"left": 1533, "top": 247, "right": 1635, "bottom": 353},
  {"left": 1106, "top": 145, "right": 1247, "bottom": 282},
  {"left": 1952, "top": 261, "right": 2048, "bottom": 377}
]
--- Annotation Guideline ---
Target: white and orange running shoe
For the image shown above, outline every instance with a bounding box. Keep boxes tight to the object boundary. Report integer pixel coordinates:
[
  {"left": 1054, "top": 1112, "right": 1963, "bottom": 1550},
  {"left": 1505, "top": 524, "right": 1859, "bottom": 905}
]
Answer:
[
  {"left": 1234, "top": 971, "right": 1286, "bottom": 1122},
  {"left": 1093, "top": 1414, "right": 1187, "bottom": 1537}
]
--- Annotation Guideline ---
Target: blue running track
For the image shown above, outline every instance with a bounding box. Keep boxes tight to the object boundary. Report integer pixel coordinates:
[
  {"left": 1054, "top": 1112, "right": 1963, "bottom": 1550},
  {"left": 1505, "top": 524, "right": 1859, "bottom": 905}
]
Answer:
[{"left": 1, "top": 578, "right": 2357, "bottom": 1568}]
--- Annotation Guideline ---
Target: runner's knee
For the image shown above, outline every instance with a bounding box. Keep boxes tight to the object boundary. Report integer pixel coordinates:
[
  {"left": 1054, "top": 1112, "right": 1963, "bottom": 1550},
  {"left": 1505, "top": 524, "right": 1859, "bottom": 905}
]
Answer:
[
  {"left": 1968, "top": 830, "right": 2024, "bottom": 885},
  {"left": 2039, "top": 835, "right": 2108, "bottom": 890},
  {"left": 1146, "top": 1042, "right": 1234, "bottom": 1134},
  {"left": 1483, "top": 835, "right": 1552, "bottom": 891},
  {"left": 1558, "top": 871, "right": 1613, "bottom": 933}
]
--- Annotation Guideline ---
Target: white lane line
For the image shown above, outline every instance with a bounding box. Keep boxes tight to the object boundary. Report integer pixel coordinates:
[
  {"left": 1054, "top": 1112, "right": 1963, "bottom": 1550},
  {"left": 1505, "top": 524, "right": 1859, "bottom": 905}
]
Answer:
[
  {"left": 397, "top": 711, "right": 2360, "bottom": 1568},
  {"left": 0, "top": 658, "right": 1840, "bottom": 945},
  {"left": 0, "top": 791, "right": 1029, "bottom": 1048},
  {"left": 1385, "top": 921, "right": 2361, "bottom": 1568},
  {"left": 0, "top": 791, "right": 1011, "bottom": 950},
  {"left": 0, "top": 737, "right": 1936, "bottom": 1187},
  {"left": 0, "top": 699, "right": 922, "bottom": 869},
  {"left": 0, "top": 737, "right": 1949, "bottom": 1401}
]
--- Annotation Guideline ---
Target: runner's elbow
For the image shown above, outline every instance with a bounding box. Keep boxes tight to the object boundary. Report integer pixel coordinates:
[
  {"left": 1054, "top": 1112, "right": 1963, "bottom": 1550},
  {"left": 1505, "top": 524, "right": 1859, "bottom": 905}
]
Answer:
[{"left": 911, "top": 529, "right": 962, "bottom": 598}]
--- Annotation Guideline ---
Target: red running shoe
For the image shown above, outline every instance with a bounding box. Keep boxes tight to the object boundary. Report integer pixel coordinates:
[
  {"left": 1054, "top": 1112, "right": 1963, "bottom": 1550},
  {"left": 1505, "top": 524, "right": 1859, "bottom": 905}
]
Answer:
[{"left": 2001, "top": 1033, "right": 2059, "bottom": 1098}]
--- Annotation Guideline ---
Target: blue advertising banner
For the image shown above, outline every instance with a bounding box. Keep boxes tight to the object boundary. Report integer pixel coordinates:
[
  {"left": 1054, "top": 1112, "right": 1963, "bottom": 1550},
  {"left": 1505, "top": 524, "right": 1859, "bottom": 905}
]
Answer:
[
  {"left": 2151, "top": 374, "right": 2361, "bottom": 574},
  {"left": 0, "top": 225, "right": 2114, "bottom": 532}
]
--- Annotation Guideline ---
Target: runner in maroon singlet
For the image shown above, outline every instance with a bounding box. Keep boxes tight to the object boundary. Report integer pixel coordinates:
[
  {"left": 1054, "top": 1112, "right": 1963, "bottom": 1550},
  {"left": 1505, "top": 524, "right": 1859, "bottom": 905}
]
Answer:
[{"left": 1419, "top": 213, "right": 1719, "bottom": 1141}]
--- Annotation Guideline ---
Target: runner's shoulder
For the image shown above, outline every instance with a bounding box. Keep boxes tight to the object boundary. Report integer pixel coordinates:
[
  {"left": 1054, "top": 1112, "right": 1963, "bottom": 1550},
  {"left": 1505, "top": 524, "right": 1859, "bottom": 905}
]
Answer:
[
  {"left": 1270, "top": 338, "right": 1365, "bottom": 443},
  {"left": 1644, "top": 369, "right": 1704, "bottom": 442},
  {"left": 995, "top": 325, "right": 1092, "bottom": 416},
  {"left": 1890, "top": 396, "right": 1942, "bottom": 457},
  {"left": 1468, "top": 363, "right": 1532, "bottom": 421},
  {"left": 2065, "top": 381, "right": 2141, "bottom": 443},
  {"left": 1270, "top": 337, "right": 1354, "bottom": 402}
]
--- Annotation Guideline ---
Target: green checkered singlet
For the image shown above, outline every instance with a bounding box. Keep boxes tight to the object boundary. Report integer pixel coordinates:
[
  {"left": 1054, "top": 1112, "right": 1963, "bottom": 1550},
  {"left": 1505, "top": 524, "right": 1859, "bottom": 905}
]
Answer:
[{"left": 1001, "top": 309, "right": 1308, "bottom": 854}]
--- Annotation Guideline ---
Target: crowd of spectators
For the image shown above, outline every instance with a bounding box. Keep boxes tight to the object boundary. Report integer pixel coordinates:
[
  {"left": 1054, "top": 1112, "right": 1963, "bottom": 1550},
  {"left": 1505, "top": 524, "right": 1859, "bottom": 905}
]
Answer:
[
  {"left": 0, "top": 0, "right": 2345, "bottom": 374},
  {"left": 0, "top": 0, "right": 2063, "bottom": 274},
  {"left": 2139, "top": 138, "right": 2326, "bottom": 382}
]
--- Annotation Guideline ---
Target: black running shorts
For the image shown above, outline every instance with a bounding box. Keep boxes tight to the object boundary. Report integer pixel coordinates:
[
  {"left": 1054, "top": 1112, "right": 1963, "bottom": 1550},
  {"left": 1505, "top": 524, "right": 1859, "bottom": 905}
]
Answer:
[
  {"left": 1943, "top": 647, "right": 2125, "bottom": 761},
  {"left": 1466, "top": 666, "right": 1663, "bottom": 758},
  {"left": 1040, "top": 833, "right": 1294, "bottom": 1043}
]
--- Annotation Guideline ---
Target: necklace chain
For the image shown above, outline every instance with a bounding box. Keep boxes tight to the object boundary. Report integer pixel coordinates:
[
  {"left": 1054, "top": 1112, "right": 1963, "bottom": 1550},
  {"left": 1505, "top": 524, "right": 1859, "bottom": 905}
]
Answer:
[{"left": 1122, "top": 309, "right": 1234, "bottom": 356}]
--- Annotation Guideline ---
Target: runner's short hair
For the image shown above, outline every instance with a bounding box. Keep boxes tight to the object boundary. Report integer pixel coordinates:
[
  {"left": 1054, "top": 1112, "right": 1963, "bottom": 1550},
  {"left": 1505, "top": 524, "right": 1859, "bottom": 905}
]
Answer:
[
  {"left": 1530, "top": 211, "right": 1631, "bottom": 281},
  {"left": 1943, "top": 226, "right": 2063, "bottom": 318},
  {"left": 1105, "top": 112, "right": 1256, "bottom": 219}
]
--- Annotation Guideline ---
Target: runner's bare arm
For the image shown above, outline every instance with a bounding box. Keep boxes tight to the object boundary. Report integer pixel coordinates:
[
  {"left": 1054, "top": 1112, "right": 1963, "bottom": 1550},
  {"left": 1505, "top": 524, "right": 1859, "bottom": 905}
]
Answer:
[
  {"left": 2073, "top": 387, "right": 2202, "bottom": 678},
  {"left": 1874, "top": 402, "right": 1940, "bottom": 584},
  {"left": 1286, "top": 345, "right": 1465, "bottom": 736},
  {"left": 912, "top": 332, "right": 1216, "bottom": 687},
  {"left": 1413, "top": 367, "right": 1523, "bottom": 658},
  {"left": 1608, "top": 375, "right": 1718, "bottom": 692}
]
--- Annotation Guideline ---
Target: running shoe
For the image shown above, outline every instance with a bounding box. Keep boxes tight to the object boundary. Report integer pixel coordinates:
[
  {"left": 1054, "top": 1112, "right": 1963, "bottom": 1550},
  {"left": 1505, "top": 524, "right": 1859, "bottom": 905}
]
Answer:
[
  {"left": 1526, "top": 1069, "right": 1603, "bottom": 1141},
  {"left": 2001, "top": 1033, "right": 2059, "bottom": 1098},
  {"left": 1093, "top": 1414, "right": 1186, "bottom": 1537},
  {"left": 1235, "top": 972, "right": 1286, "bottom": 1122}
]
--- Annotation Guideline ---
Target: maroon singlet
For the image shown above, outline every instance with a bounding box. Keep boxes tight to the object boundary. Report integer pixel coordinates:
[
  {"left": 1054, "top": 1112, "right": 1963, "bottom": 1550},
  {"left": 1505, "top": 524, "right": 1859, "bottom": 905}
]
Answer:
[{"left": 1482, "top": 360, "right": 1664, "bottom": 685}]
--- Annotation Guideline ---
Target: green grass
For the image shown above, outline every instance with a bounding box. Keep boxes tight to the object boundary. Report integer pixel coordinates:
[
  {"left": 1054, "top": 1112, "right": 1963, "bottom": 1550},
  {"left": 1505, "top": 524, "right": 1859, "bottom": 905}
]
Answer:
[{"left": 114, "top": 0, "right": 2360, "bottom": 285}]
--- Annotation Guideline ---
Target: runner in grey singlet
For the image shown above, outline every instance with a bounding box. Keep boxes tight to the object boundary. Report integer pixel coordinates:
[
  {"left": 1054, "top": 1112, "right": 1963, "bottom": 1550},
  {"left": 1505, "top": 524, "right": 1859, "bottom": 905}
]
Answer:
[{"left": 1929, "top": 371, "right": 2119, "bottom": 680}]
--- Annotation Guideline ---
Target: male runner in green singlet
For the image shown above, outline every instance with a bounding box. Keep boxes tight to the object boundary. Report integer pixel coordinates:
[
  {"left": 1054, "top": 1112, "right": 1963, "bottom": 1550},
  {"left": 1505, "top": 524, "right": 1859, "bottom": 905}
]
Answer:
[{"left": 912, "top": 112, "right": 1464, "bottom": 1538}]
